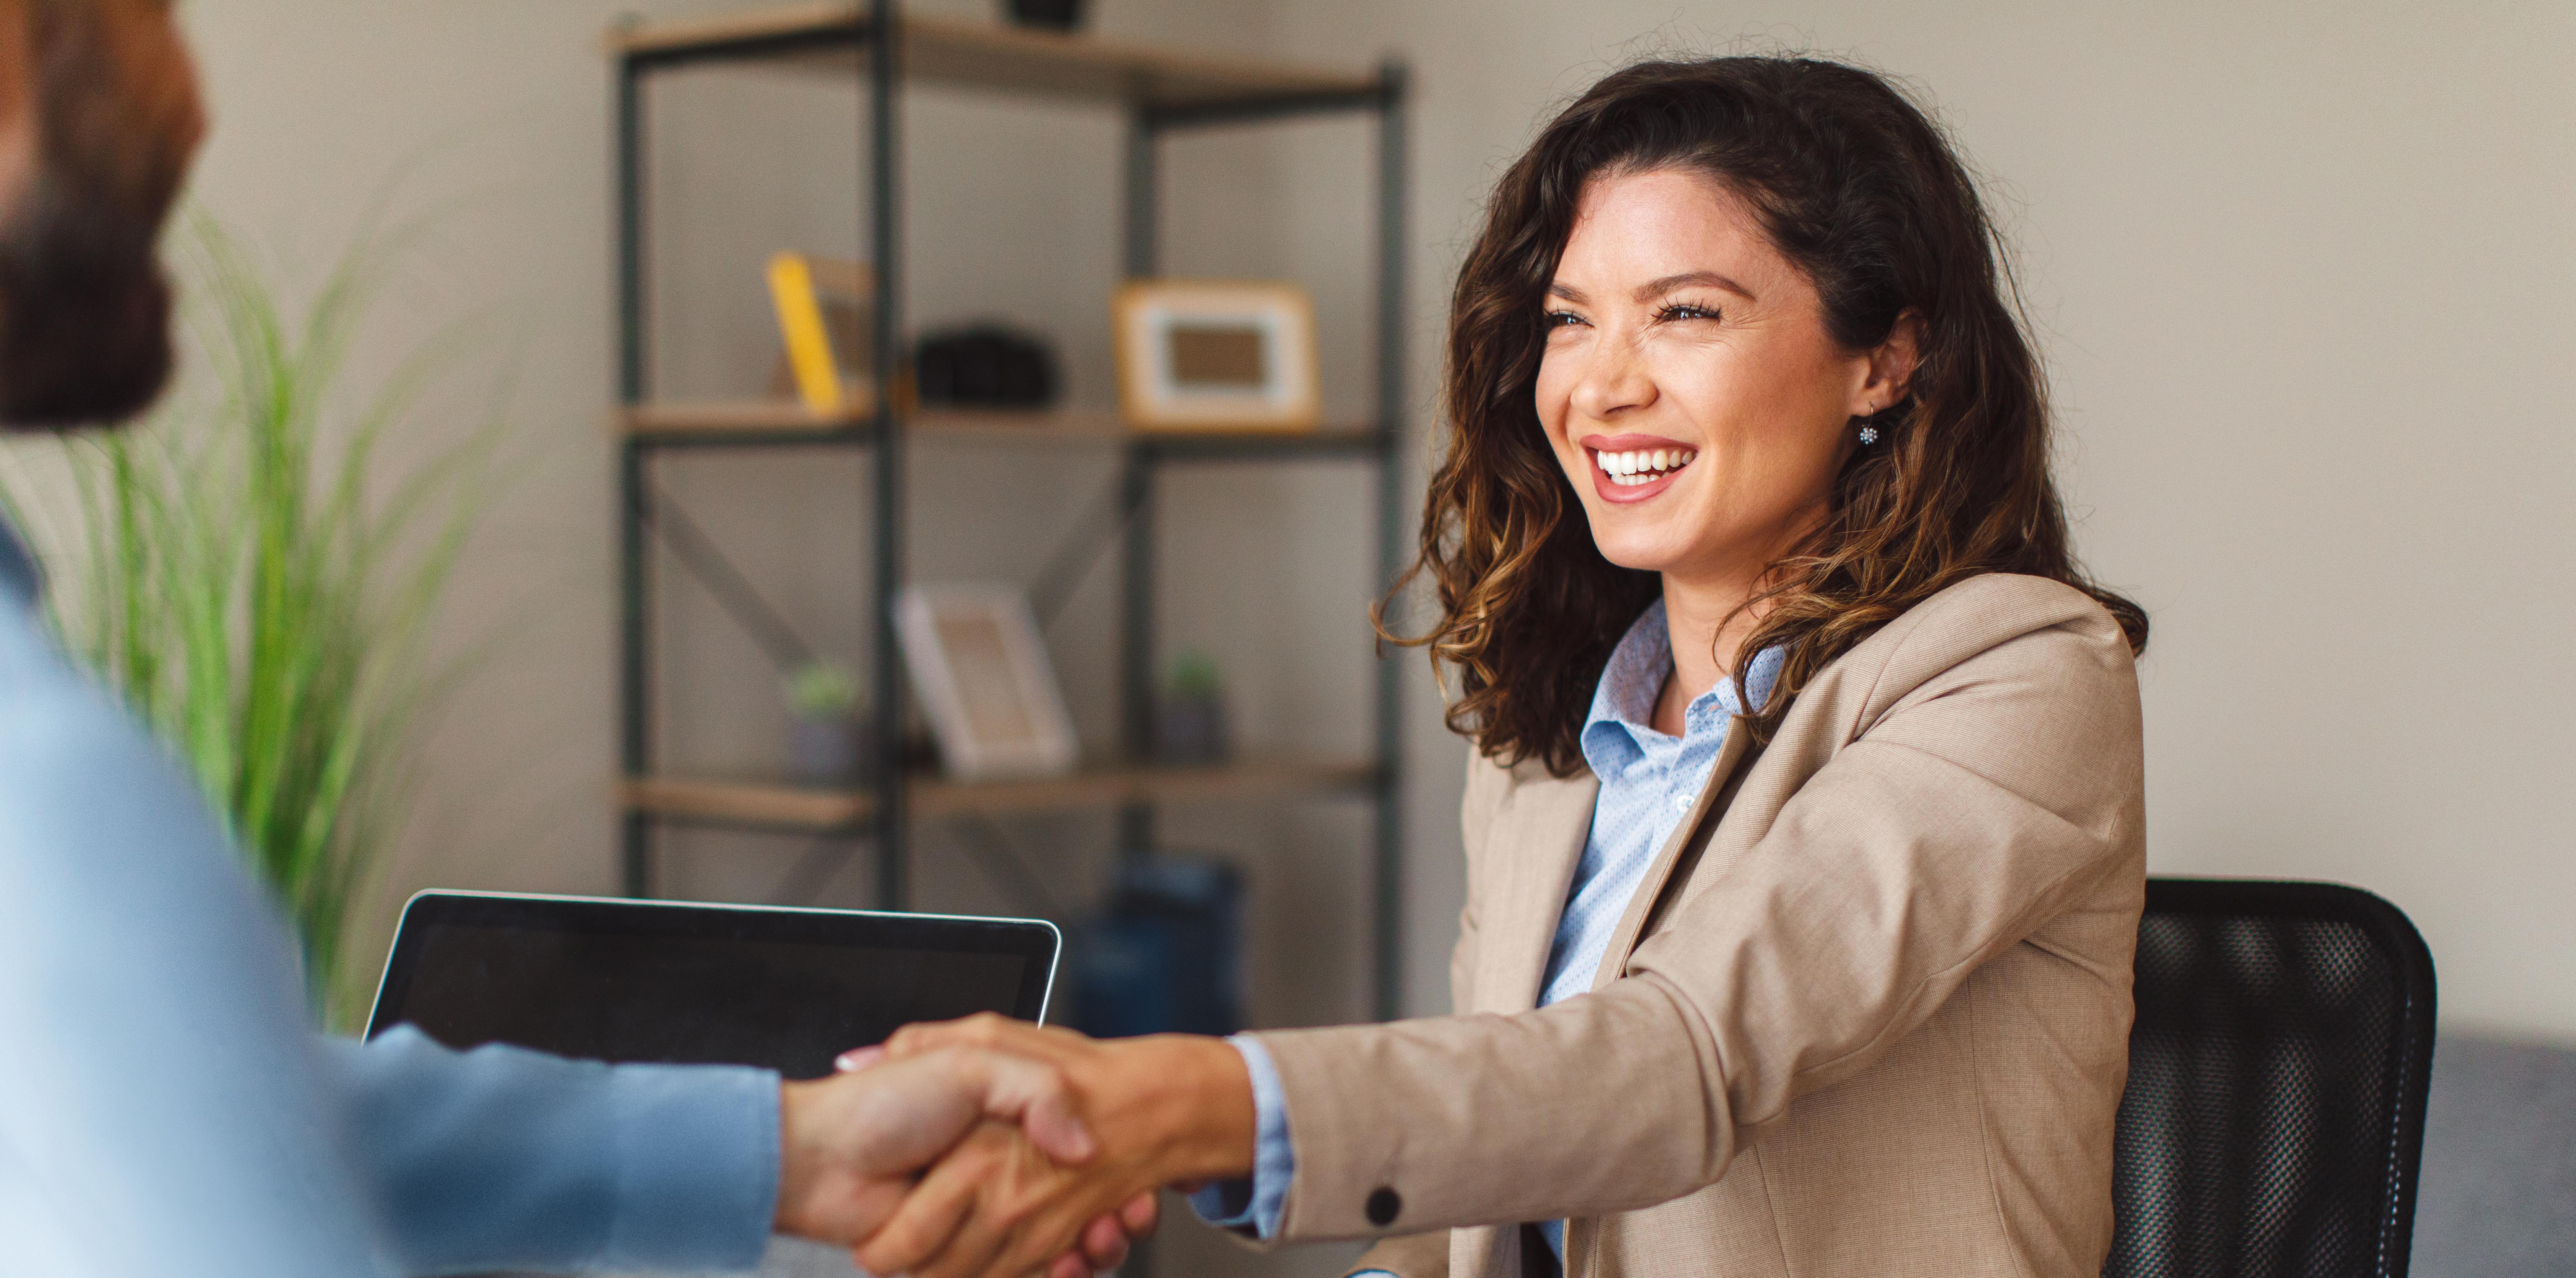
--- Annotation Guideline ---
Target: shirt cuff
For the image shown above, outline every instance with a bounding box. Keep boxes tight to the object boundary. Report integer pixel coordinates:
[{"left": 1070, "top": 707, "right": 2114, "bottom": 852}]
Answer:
[
  {"left": 1185, "top": 1034, "right": 1294, "bottom": 1238},
  {"left": 599, "top": 1057, "right": 782, "bottom": 1268}
]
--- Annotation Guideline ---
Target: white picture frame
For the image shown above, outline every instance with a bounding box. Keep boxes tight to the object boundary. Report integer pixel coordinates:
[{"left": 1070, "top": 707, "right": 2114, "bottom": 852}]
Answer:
[
  {"left": 1112, "top": 279, "right": 1320, "bottom": 431},
  {"left": 894, "top": 584, "right": 1079, "bottom": 781}
]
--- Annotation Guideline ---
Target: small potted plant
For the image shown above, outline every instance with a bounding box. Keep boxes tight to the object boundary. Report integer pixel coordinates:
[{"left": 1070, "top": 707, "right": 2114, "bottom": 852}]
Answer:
[
  {"left": 785, "top": 660, "right": 872, "bottom": 786},
  {"left": 1154, "top": 651, "right": 1232, "bottom": 767}
]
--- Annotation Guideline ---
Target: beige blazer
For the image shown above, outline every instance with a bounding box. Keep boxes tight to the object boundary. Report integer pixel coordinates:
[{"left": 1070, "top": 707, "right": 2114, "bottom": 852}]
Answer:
[{"left": 1244, "top": 573, "right": 2146, "bottom": 1278}]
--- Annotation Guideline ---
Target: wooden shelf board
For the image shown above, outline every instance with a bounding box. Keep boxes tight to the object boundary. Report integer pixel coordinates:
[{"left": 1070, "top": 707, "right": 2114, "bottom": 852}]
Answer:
[
  {"left": 611, "top": 7, "right": 1377, "bottom": 108},
  {"left": 621, "top": 400, "right": 872, "bottom": 435},
  {"left": 618, "top": 401, "right": 1378, "bottom": 450},
  {"left": 620, "top": 756, "right": 1378, "bottom": 830},
  {"left": 623, "top": 774, "right": 876, "bottom": 829}
]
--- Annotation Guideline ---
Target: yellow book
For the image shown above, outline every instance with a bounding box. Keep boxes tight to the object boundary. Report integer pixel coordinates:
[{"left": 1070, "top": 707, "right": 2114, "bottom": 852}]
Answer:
[{"left": 767, "top": 251, "right": 845, "bottom": 414}]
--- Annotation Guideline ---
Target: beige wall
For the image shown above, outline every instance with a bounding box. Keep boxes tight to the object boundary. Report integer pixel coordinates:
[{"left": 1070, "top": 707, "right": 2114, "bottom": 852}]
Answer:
[{"left": 136, "top": 0, "right": 2574, "bottom": 1263}]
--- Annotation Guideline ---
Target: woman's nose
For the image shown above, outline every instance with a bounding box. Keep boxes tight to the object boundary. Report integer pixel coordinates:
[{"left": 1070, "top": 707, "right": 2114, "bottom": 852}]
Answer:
[{"left": 1567, "top": 338, "right": 1656, "bottom": 421}]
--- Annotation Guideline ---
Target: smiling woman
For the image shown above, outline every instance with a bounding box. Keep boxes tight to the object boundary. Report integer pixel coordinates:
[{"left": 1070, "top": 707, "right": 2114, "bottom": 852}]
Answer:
[{"left": 847, "top": 56, "right": 2157, "bottom": 1278}]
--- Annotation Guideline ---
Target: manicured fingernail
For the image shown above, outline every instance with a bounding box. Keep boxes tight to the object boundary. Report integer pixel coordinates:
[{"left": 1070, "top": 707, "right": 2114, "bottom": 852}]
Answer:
[{"left": 836, "top": 1046, "right": 886, "bottom": 1072}]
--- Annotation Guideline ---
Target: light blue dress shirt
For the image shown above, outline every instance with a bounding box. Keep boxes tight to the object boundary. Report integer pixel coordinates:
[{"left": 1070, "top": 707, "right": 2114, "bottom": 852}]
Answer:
[
  {"left": 1194, "top": 598, "right": 1780, "bottom": 1268},
  {"left": 0, "top": 515, "right": 782, "bottom": 1277}
]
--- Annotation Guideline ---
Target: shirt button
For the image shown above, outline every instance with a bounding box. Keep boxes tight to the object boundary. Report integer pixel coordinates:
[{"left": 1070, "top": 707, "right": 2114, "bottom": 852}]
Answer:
[
  {"left": 1366, "top": 1186, "right": 1403, "bottom": 1226},
  {"left": 1670, "top": 792, "right": 1693, "bottom": 812}
]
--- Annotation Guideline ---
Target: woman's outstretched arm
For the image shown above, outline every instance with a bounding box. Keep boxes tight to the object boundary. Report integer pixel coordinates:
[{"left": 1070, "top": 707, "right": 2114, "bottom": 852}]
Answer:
[
  {"left": 1254, "top": 600, "right": 2142, "bottom": 1239},
  {"left": 858, "top": 583, "right": 2141, "bottom": 1277}
]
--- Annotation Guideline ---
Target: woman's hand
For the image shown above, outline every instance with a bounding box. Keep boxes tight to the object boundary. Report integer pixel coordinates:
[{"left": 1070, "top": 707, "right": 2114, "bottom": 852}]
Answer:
[{"left": 848, "top": 1015, "right": 1257, "bottom": 1278}]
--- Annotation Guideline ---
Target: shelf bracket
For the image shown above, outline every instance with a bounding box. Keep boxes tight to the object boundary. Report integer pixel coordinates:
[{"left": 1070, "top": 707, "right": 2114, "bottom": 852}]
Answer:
[
  {"left": 641, "top": 480, "right": 820, "bottom": 675},
  {"left": 1027, "top": 467, "right": 1140, "bottom": 631}
]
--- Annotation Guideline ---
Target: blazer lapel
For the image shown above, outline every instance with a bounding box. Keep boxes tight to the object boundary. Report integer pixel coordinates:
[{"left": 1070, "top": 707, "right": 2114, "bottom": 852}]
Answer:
[
  {"left": 1588, "top": 717, "right": 1759, "bottom": 994},
  {"left": 1480, "top": 767, "right": 1598, "bottom": 1013}
]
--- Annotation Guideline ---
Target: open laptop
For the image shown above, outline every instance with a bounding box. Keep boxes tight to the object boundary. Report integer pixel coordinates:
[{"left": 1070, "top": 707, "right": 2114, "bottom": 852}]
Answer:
[{"left": 366, "top": 891, "right": 1060, "bottom": 1080}]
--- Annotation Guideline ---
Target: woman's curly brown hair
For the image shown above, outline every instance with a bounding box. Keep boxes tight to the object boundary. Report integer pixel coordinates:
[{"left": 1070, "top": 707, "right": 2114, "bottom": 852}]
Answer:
[{"left": 1382, "top": 56, "right": 2147, "bottom": 775}]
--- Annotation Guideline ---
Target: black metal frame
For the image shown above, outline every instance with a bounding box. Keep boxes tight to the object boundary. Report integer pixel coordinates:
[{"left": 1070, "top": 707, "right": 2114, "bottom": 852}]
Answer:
[{"left": 611, "top": 10, "right": 1413, "bottom": 1019}]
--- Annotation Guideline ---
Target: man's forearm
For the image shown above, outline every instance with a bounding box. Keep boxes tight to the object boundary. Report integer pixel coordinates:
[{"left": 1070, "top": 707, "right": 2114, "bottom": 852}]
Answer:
[{"left": 324, "top": 1027, "right": 779, "bottom": 1275}]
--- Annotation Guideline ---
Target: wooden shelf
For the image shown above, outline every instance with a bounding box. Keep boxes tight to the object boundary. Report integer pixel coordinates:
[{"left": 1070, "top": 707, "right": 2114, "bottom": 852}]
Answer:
[
  {"left": 618, "top": 401, "right": 1382, "bottom": 453},
  {"left": 623, "top": 402, "right": 1115, "bottom": 440},
  {"left": 610, "top": 7, "right": 1379, "bottom": 110},
  {"left": 620, "top": 755, "right": 1379, "bottom": 831}
]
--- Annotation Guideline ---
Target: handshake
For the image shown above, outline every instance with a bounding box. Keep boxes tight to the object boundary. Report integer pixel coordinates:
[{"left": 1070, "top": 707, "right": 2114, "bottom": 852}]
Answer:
[{"left": 775, "top": 1015, "right": 1257, "bottom": 1278}]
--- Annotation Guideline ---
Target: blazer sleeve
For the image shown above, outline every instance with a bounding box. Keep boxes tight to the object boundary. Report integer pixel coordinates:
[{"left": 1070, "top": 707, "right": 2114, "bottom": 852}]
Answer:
[
  {"left": 1332, "top": 752, "right": 1508, "bottom": 1276},
  {"left": 1247, "top": 610, "right": 2143, "bottom": 1240}
]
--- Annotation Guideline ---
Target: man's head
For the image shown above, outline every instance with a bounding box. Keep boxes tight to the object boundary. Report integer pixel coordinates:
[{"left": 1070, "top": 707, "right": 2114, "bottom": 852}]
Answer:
[{"left": 0, "top": 0, "right": 201, "bottom": 428}]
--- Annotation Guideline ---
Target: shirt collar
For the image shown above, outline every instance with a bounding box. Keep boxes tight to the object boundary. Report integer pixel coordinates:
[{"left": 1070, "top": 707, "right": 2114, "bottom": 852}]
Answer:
[{"left": 1580, "top": 597, "right": 1786, "bottom": 774}]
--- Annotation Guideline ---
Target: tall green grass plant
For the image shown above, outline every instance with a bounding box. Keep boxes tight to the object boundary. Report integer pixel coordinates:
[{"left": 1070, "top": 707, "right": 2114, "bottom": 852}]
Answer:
[{"left": 3, "top": 215, "right": 493, "bottom": 1017}]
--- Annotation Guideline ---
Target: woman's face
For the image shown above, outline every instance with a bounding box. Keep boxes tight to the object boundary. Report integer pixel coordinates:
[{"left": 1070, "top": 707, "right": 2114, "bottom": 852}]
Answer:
[{"left": 1536, "top": 167, "right": 1900, "bottom": 585}]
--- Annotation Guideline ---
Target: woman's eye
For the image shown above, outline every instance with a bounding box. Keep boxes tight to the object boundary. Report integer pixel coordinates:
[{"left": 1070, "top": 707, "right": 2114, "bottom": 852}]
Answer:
[
  {"left": 1542, "top": 310, "right": 1587, "bottom": 330},
  {"left": 1656, "top": 302, "right": 1722, "bottom": 322}
]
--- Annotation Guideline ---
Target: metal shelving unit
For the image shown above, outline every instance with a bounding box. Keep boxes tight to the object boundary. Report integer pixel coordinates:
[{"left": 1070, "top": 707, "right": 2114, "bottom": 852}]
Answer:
[{"left": 608, "top": 3, "right": 1412, "bottom": 1019}]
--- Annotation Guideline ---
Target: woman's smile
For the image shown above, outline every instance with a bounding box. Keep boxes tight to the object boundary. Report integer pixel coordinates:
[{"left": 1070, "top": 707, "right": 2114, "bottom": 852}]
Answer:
[{"left": 1584, "top": 432, "right": 1699, "bottom": 501}]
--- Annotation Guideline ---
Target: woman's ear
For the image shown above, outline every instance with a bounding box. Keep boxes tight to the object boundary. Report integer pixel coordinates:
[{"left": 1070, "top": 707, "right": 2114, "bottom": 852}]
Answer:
[{"left": 1860, "top": 310, "right": 1925, "bottom": 411}]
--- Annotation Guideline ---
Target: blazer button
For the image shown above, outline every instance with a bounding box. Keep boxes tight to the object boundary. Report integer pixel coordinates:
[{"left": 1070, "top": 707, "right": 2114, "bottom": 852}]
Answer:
[{"left": 1366, "top": 1186, "right": 1402, "bottom": 1227}]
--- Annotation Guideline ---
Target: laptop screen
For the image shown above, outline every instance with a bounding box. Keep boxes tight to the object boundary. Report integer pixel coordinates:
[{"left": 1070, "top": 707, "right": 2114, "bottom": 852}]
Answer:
[{"left": 367, "top": 892, "right": 1058, "bottom": 1079}]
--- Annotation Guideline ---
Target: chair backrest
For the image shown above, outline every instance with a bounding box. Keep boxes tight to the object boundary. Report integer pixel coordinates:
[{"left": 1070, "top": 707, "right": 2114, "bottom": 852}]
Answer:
[{"left": 2105, "top": 879, "right": 2437, "bottom": 1278}]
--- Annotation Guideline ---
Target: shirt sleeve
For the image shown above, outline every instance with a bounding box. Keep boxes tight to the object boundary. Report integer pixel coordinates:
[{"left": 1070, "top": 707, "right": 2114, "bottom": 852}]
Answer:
[
  {"left": 0, "top": 636, "right": 387, "bottom": 1278},
  {"left": 324, "top": 1027, "right": 779, "bottom": 1275},
  {"left": 1186, "top": 1034, "right": 1296, "bottom": 1237},
  {"left": 0, "top": 612, "right": 781, "bottom": 1278}
]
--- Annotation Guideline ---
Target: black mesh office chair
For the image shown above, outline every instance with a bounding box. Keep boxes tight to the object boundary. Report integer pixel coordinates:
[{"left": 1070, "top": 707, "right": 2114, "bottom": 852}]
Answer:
[{"left": 2106, "top": 879, "right": 2438, "bottom": 1278}]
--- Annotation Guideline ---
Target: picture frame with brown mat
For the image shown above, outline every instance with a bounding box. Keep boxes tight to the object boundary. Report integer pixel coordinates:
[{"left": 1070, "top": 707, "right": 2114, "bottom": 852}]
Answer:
[
  {"left": 894, "top": 583, "right": 1079, "bottom": 780},
  {"left": 1111, "top": 279, "right": 1319, "bottom": 431}
]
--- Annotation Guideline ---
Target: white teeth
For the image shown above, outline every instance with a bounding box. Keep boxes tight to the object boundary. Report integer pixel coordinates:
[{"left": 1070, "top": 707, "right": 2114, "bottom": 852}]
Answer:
[{"left": 1597, "top": 447, "right": 1694, "bottom": 482}]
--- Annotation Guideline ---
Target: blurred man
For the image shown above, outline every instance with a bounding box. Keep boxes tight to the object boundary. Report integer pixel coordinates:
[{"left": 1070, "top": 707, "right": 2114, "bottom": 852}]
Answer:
[{"left": 0, "top": 3, "right": 1142, "bottom": 1273}]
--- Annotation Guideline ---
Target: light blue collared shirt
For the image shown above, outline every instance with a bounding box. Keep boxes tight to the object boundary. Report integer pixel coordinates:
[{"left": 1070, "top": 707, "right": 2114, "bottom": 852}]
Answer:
[
  {"left": 1194, "top": 599, "right": 1780, "bottom": 1264},
  {"left": 0, "top": 515, "right": 782, "bottom": 1276}
]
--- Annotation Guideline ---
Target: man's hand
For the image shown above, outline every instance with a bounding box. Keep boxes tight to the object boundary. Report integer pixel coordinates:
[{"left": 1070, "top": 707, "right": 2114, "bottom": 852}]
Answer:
[
  {"left": 850, "top": 1016, "right": 1257, "bottom": 1278},
  {"left": 773, "top": 1045, "right": 1152, "bottom": 1275}
]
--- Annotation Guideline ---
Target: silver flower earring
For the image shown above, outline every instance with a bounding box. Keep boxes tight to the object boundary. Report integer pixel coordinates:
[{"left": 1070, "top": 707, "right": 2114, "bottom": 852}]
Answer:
[{"left": 1856, "top": 411, "right": 1881, "bottom": 446}]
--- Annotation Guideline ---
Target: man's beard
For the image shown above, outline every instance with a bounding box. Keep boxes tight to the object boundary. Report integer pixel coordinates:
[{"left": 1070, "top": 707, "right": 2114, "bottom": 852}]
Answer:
[{"left": 0, "top": 171, "right": 173, "bottom": 428}]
